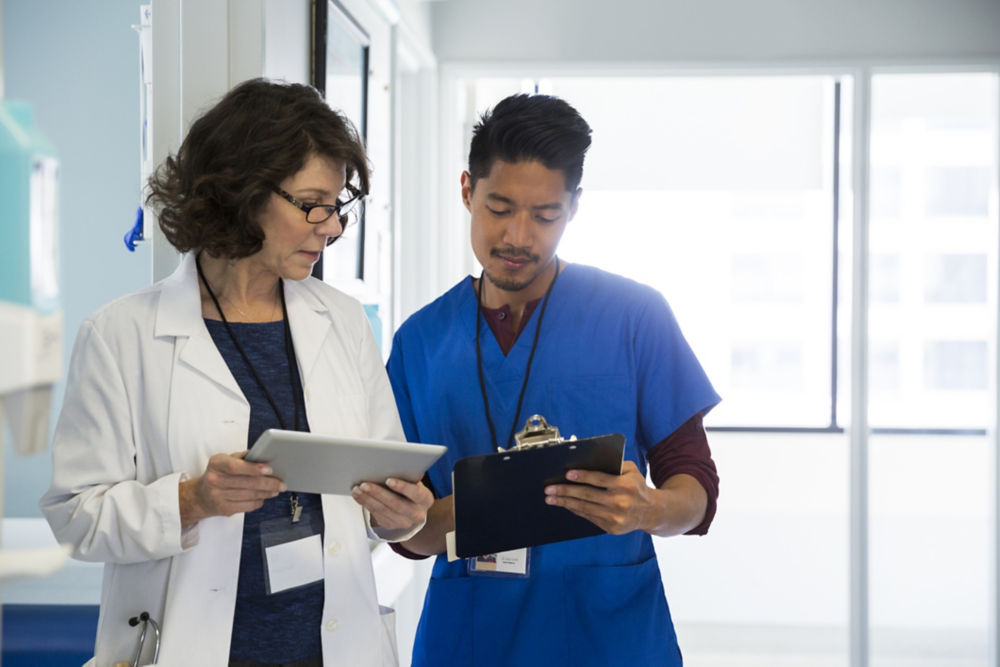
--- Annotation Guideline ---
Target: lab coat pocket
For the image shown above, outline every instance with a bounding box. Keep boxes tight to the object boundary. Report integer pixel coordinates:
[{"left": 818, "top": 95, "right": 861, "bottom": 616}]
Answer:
[
  {"left": 94, "top": 560, "right": 170, "bottom": 667},
  {"left": 563, "top": 555, "right": 681, "bottom": 666},
  {"left": 379, "top": 605, "right": 398, "bottom": 667}
]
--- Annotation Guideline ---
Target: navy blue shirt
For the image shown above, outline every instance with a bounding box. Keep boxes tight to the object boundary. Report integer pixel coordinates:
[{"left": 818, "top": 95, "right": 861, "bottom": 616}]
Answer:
[{"left": 205, "top": 318, "right": 324, "bottom": 663}]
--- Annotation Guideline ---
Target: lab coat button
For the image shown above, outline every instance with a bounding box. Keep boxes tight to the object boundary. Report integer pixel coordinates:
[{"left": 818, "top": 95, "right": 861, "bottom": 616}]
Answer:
[
  {"left": 325, "top": 618, "right": 339, "bottom": 633},
  {"left": 327, "top": 541, "right": 341, "bottom": 556}
]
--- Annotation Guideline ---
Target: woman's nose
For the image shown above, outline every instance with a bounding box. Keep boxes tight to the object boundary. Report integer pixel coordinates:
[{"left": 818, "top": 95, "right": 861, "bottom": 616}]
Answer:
[{"left": 317, "top": 215, "right": 344, "bottom": 240}]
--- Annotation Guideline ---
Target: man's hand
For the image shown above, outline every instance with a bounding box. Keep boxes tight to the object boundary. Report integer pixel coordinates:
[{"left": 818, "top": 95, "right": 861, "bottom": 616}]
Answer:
[
  {"left": 179, "top": 451, "right": 285, "bottom": 528},
  {"left": 544, "top": 463, "right": 707, "bottom": 537},
  {"left": 351, "top": 478, "right": 434, "bottom": 537},
  {"left": 543, "top": 461, "right": 658, "bottom": 535}
]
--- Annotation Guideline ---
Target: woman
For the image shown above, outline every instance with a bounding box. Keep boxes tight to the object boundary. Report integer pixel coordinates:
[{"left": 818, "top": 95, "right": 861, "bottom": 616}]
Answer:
[{"left": 40, "top": 78, "right": 432, "bottom": 666}]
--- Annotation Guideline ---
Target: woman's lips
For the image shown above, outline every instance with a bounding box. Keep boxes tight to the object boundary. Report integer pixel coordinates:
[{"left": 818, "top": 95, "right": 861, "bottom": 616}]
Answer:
[{"left": 300, "top": 250, "right": 322, "bottom": 262}]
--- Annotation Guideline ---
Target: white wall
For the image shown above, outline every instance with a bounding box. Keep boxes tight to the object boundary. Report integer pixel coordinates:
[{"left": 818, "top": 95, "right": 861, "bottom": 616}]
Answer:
[
  {"left": 430, "top": 0, "right": 1000, "bottom": 64},
  {"left": 148, "top": 0, "right": 313, "bottom": 282}
]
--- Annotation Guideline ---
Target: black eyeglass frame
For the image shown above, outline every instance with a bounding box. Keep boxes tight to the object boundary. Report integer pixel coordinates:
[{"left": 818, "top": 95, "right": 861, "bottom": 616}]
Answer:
[{"left": 272, "top": 184, "right": 364, "bottom": 226}]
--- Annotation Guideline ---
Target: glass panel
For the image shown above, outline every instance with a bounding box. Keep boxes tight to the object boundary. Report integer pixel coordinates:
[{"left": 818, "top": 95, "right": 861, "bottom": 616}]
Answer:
[
  {"left": 868, "top": 72, "right": 998, "bottom": 431},
  {"left": 658, "top": 432, "right": 849, "bottom": 667},
  {"left": 870, "top": 253, "right": 902, "bottom": 303},
  {"left": 548, "top": 76, "right": 839, "bottom": 428},
  {"left": 923, "top": 253, "right": 987, "bottom": 303},
  {"left": 925, "top": 166, "right": 991, "bottom": 217},
  {"left": 868, "top": 72, "right": 997, "bottom": 667},
  {"left": 869, "top": 435, "right": 991, "bottom": 667},
  {"left": 923, "top": 340, "right": 988, "bottom": 390},
  {"left": 464, "top": 74, "right": 851, "bottom": 665}
]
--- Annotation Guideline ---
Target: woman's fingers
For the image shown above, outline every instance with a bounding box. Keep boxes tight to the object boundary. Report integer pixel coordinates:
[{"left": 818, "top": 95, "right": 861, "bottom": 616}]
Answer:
[{"left": 352, "top": 479, "right": 433, "bottom": 532}]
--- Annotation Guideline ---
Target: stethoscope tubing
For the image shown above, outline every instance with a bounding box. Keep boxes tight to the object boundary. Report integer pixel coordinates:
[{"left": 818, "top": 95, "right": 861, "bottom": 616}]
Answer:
[{"left": 128, "top": 612, "right": 161, "bottom": 666}]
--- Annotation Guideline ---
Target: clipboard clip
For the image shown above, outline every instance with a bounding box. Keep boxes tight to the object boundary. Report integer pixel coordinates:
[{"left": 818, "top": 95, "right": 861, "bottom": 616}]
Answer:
[{"left": 508, "top": 414, "right": 576, "bottom": 451}]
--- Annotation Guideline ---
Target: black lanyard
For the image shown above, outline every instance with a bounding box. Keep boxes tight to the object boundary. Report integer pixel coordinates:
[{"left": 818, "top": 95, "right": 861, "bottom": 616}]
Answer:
[
  {"left": 475, "top": 257, "right": 561, "bottom": 452},
  {"left": 196, "top": 255, "right": 304, "bottom": 433}
]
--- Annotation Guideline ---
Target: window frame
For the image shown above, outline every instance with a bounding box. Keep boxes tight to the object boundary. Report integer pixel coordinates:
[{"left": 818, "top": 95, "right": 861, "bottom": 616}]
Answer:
[{"left": 443, "top": 66, "right": 998, "bottom": 436}]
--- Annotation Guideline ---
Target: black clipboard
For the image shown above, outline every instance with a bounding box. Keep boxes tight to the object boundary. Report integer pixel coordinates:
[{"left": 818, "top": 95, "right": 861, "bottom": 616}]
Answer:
[{"left": 451, "top": 433, "right": 625, "bottom": 558}]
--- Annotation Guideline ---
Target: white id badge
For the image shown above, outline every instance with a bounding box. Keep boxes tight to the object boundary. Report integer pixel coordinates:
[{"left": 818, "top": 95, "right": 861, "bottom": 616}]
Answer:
[
  {"left": 260, "top": 514, "right": 324, "bottom": 594},
  {"left": 468, "top": 548, "right": 530, "bottom": 578}
]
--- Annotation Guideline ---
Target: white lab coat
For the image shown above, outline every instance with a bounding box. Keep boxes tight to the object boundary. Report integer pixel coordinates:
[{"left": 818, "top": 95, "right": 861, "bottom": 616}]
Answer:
[{"left": 41, "top": 253, "right": 404, "bottom": 666}]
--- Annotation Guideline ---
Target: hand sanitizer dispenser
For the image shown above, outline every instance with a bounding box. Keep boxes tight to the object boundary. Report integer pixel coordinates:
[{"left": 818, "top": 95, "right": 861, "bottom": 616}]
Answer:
[{"left": 0, "top": 100, "right": 62, "bottom": 456}]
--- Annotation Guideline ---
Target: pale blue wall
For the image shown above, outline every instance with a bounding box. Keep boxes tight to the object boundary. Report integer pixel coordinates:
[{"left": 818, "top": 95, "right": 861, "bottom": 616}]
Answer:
[{"left": 3, "top": 0, "right": 149, "bottom": 517}]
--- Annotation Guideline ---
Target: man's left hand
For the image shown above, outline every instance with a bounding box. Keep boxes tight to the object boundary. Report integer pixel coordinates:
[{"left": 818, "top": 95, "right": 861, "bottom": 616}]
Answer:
[{"left": 544, "top": 461, "right": 659, "bottom": 535}]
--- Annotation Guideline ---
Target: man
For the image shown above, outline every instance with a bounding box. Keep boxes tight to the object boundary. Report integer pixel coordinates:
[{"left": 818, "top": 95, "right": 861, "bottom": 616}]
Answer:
[{"left": 384, "top": 93, "right": 720, "bottom": 666}]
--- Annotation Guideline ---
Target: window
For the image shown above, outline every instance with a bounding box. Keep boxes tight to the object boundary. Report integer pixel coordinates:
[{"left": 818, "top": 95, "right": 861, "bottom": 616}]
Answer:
[
  {"left": 867, "top": 67, "right": 997, "bottom": 667},
  {"left": 868, "top": 72, "right": 998, "bottom": 431},
  {"left": 450, "top": 69, "right": 998, "bottom": 667},
  {"left": 456, "top": 73, "right": 998, "bottom": 433},
  {"left": 549, "top": 76, "right": 841, "bottom": 429},
  {"left": 923, "top": 253, "right": 987, "bottom": 303}
]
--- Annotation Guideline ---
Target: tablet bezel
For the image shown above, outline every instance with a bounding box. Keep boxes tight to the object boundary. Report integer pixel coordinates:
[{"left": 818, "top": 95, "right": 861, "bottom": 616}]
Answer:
[{"left": 246, "top": 429, "right": 446, "bottom": 496}]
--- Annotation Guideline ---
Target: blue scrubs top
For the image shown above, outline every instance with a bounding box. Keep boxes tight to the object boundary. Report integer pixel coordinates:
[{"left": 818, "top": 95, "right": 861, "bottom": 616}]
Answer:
[{"left": 387, "top": 263, "right": 720, "bottom": 667}]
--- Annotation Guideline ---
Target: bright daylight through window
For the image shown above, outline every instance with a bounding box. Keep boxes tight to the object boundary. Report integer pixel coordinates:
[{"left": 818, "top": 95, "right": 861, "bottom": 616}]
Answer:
[{"left": 551, "top": 76, "right": 840, "bottom": 429}]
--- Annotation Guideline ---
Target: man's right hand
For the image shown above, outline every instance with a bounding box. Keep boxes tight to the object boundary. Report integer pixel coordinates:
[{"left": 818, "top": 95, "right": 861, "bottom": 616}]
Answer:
[{"left": 399, "top": 494, "right": 455, "bottom": 556}]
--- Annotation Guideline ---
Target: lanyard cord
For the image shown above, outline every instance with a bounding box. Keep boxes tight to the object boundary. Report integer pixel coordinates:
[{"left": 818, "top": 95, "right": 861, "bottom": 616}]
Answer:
[
  {"left": 476, "top": 257, "right": 561, "bottom": 452},
  {"left": 196, "top": 254, "right": 303, "bottom": 433}
]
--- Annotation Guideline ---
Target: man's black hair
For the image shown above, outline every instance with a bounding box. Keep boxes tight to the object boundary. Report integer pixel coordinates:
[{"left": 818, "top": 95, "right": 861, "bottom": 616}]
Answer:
[{"left": 467, "top": 93, "right": 592, "bottom": 192}]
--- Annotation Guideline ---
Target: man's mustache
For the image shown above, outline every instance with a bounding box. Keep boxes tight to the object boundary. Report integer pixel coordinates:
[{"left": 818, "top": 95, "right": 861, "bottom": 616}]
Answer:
[{"left": 491, "top": 248, "right": 538, "bottom": 262}]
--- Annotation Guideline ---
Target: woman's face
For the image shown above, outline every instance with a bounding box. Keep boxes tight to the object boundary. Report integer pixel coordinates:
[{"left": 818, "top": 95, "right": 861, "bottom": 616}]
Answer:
[{"left": 255, "top": 153, "right": 348, "bottom": 281}]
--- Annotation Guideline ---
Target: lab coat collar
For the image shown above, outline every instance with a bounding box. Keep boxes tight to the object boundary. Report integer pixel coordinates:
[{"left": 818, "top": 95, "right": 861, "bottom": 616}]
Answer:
[
  {"left": 153, "top": 253, "right": 333, "bottom": 391},
  {"left": 282, "top": 277, "right": 333, "bottom": 386},
  {"left": 155, "top": 253, "right": 205, "bottom": 338},
  {"left": 155, "top": 253, "right": 242, "bottom": 398}
]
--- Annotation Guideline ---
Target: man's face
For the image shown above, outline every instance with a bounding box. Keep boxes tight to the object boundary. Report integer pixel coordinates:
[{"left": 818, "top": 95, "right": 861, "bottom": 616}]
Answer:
[{"left": 462, "top": 159, "right": 580, "bottom": 301}]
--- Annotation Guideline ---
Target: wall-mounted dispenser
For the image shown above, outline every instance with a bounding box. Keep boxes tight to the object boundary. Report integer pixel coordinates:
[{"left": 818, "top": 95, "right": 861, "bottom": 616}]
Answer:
[
  {"left": 0, "top": 0, "right": 69, "bottom": 629},
  {"left": 0, "top": 93, "right": 70, "bottom": 590},
  {"left": 0, "top": 99, "right": 62, "bottom": 458}
]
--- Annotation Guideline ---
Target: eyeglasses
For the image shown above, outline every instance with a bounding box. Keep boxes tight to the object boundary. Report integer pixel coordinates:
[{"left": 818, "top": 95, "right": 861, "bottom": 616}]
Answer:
[{"left": 272, "top": 184, "right": 364, "bottom": 226}]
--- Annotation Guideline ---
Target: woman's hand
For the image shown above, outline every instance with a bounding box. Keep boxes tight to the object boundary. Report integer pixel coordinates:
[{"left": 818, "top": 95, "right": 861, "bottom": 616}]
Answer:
[
  {"left": 351, "top": 478, "right": 434, "bottom": 539},
  {"left": 179, "top": 451, "right": 285, "bottom": 528}
]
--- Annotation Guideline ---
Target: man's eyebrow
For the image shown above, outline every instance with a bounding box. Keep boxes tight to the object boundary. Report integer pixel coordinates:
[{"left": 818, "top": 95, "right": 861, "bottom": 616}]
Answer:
[
  {"left": 485, "top": 193, "right": 563, "bottom": 210},
  {"left": 485, "top": 193, "right": 515, "bottom": 205}
]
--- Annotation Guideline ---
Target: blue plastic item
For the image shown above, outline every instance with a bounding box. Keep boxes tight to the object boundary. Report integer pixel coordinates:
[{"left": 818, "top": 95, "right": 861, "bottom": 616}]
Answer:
[
  {"left": 124, "top": 206, "right": 144, "bottom": 251},
  {"left": 0, "top": 101, "right": 60, "bottom": 312}
]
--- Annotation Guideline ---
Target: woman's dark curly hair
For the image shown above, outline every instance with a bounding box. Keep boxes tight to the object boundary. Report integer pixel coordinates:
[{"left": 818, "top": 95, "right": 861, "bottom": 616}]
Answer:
[{"left": 146, "top": 78, "right": 370, "bottom": 258}]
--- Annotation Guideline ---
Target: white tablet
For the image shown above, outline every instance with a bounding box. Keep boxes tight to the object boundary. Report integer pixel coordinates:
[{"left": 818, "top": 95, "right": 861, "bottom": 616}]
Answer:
[{"left": 246, "top": 429, "right": 446, "bottom": 496}]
